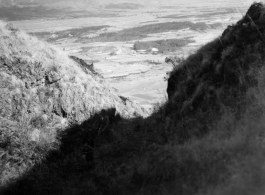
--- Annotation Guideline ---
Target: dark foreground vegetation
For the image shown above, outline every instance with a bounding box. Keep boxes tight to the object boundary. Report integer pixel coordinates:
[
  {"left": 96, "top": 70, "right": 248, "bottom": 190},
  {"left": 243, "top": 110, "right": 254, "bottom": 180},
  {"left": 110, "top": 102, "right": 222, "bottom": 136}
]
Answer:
[{"left": 2, "top": 2, "right": 265, "bottom": 195}]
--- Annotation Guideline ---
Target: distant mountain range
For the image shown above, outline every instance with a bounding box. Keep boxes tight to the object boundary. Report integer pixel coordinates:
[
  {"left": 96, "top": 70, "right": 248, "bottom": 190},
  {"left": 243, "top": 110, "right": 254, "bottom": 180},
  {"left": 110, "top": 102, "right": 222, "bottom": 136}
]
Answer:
[
  {"left": 0, "top": 0, "right": 145, "bottom": 21},
  {"left": 0, "top": 0, "right": 147, "bottom": 7},
  {"left": 0, "top": 0, "right": 93, "bottom": 7},
  {"left": 0, "top": 0, "right": 141, "bottom": 7}
]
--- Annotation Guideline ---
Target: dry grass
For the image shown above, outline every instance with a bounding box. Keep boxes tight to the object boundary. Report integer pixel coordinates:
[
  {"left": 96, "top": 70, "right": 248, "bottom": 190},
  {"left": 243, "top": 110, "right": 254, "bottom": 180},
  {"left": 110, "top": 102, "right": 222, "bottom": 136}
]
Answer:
[{"left": 0, "top": 17, "right": 148, "bottom": 191}]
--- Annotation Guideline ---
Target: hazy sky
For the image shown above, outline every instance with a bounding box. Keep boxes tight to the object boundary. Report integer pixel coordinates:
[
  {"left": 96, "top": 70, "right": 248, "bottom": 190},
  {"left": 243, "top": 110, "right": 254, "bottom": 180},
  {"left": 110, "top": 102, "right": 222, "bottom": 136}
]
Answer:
[
  {"left": 0, "top": 0, "right": 257, "bottom": 9},
  {"left": 0, "top": 0, "right": 255, "bottom": 5}
]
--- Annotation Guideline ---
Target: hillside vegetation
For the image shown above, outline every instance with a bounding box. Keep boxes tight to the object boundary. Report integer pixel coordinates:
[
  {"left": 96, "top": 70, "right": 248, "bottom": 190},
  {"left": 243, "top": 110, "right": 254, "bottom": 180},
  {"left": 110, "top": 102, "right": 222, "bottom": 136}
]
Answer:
[
  {"left": 0, "top": 20, "right": 147, "bottom": 190},
  {"left": 2, "top": 2, "right": 265, "bottom": 195}
]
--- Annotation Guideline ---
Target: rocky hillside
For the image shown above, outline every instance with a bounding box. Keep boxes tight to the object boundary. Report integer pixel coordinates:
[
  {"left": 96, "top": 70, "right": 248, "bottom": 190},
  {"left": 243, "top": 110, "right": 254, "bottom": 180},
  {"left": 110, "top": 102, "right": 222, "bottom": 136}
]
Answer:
[
  {"left": 0, "top": 21, "right": 147, "bottom": 186},
  {"left": 2, "top": 3, "right": 265, "bottom": 195}
]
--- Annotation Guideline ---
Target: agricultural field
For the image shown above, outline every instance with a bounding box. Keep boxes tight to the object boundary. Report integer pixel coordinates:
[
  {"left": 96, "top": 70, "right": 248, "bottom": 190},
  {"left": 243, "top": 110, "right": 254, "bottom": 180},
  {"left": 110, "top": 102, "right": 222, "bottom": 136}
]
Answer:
[{"left": 11, "top": 0, "right": 252, "bottom": 109}]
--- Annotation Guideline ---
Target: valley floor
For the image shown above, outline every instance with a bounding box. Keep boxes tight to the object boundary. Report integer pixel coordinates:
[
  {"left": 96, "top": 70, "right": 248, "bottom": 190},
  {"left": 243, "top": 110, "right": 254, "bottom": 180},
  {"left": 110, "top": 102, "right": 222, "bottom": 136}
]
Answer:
[{"left": 12, "top": 0, "right": 249, "bottom": 109}]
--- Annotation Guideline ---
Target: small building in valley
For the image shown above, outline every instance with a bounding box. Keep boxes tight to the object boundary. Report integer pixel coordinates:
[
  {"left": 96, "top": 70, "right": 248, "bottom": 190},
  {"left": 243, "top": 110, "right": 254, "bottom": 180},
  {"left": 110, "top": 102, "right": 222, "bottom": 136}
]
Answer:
[{"left": 151, "top": 48, "right": 159, "bottom": 54}]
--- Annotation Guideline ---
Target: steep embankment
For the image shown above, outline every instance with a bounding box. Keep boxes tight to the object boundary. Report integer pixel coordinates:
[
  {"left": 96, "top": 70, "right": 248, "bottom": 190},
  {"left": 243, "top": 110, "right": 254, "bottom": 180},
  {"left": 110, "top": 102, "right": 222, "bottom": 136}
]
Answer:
[
  {"left": 166, "top": 2, "right": 265, "bottom": 142},
  {"left": 0, "top": 21, "right": 147, "bottom": 186}
]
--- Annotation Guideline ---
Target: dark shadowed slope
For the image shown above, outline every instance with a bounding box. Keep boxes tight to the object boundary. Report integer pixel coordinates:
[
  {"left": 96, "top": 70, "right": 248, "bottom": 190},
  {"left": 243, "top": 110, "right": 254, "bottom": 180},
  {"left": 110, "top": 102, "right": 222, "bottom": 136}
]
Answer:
[{"left": 166, "top": 2, "right": 265, "bottom": 142}]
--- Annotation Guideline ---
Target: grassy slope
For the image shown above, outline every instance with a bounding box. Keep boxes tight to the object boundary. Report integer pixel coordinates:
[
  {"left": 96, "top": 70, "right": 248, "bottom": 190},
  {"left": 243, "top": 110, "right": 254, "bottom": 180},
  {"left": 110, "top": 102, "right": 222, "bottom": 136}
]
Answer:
[
  {"left": 0, "top": 19, "right": 147, "bottom": 191},
  {"left": 2, "top": 2, "right": 265, "bottom": 195}
]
